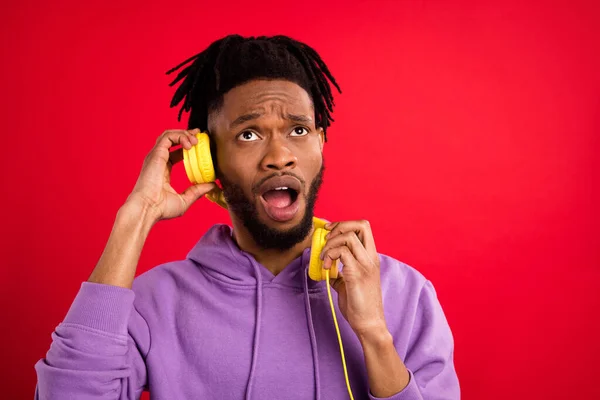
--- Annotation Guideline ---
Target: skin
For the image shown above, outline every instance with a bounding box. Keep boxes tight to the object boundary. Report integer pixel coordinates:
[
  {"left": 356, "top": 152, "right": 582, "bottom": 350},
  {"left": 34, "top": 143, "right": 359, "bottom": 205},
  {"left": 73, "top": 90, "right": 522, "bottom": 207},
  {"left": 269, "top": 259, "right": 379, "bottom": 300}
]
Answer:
[
  {"left": 207, "top": 79, "right": 324, "bottom": 275},
  {"left": 208, "top": 80, "right": 409, "bottom": 395},
  {"left": 87, "top": 79, "right": 409, "bottom": 397}
]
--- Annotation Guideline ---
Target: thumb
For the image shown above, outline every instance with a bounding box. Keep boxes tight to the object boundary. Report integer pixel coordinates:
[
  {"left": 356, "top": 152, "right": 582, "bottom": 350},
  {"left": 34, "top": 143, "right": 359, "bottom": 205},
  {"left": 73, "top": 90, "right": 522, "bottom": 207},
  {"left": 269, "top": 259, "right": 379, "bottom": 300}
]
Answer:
[{"left": 180, "top": 182, "right": 217, "bottom": 209}]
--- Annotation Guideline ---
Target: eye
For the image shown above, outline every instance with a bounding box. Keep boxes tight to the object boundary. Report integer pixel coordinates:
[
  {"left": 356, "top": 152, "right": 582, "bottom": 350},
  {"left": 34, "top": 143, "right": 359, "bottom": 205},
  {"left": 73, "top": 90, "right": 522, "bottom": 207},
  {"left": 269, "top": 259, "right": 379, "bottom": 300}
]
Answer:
[
  {"left": 291, "top": 127, "right": 309, "bottom": 136},
  {"left": 238, "top": 131, "right": 259, "bottom": 142}
]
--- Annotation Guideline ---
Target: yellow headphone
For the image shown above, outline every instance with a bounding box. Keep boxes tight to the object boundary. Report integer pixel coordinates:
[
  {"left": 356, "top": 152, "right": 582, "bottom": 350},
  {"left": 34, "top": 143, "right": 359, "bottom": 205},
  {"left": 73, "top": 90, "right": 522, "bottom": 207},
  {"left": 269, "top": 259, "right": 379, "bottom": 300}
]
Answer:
[
  {"left": 182, "top": 132, "right": 228, "bottom": 209},
  {"left": 183, "top": 132, "right": 354, "bottom": 399}
]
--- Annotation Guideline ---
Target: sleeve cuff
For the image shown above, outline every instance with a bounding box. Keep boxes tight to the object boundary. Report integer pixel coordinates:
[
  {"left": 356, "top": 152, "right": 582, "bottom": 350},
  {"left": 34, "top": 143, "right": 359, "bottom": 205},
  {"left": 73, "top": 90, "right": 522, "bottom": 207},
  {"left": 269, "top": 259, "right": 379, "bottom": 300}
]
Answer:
[
  {"left": 369, "top": 370, "right": 422, "bottom": 400},
  {"left": 63, "top": 281, "right": 135, "bottom": 335}
]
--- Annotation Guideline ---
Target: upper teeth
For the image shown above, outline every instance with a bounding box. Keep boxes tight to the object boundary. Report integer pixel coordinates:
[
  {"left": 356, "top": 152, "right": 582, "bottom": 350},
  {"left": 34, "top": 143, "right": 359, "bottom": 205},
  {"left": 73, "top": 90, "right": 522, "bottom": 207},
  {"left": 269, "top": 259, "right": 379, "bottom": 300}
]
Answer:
[{"left": 275, "top": 187, "right": 288, "bottom": 190}]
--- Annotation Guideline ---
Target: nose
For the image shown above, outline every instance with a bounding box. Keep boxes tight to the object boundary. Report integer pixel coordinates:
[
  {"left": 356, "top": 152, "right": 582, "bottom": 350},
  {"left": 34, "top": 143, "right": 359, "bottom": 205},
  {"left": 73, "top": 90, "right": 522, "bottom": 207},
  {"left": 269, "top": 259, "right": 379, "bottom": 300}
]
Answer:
[{"left": 260, "top": 138, "right": 298, "bottom": 172}]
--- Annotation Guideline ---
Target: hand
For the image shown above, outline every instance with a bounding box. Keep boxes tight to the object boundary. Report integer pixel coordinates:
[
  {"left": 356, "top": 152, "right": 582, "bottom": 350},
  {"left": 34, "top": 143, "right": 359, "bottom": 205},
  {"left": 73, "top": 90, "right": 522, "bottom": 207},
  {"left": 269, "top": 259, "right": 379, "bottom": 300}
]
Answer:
[
  {"left": 320, "top": 220, "right": 388, "bottom": 340},
  {"left": 126, "top": 128, "right": 217, "bottom": 222}
]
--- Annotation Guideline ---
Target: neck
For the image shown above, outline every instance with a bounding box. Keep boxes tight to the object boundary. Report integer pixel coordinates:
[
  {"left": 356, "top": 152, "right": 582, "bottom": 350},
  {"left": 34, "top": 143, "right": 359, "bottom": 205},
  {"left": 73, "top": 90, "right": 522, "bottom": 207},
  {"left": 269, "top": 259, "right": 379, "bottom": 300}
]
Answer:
[{"left": 230, "top": 217, "right": 315, "bottom": 276}]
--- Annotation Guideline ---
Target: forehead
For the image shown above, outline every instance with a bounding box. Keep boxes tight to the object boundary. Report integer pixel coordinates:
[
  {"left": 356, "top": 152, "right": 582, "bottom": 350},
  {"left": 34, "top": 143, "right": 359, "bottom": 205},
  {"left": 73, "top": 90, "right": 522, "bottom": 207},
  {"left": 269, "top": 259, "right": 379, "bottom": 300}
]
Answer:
[{"left": 217, "top": 79, "right": 313, "bottom": 122}]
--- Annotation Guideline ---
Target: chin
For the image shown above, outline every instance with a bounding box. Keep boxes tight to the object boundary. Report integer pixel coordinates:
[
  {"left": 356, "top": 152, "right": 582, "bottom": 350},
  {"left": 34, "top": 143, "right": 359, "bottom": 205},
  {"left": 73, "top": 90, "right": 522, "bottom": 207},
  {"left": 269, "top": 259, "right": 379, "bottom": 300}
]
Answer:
[{"left": 243, "top": 196, "right": 314, "bottom": 250}]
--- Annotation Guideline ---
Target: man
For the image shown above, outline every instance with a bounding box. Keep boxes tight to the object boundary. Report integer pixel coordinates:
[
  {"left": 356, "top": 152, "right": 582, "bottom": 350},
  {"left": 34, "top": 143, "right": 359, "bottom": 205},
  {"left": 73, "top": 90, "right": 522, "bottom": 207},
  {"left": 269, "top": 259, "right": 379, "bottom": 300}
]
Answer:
[{"left": 35, "top": 34, "right": 460, "bottom": 399}]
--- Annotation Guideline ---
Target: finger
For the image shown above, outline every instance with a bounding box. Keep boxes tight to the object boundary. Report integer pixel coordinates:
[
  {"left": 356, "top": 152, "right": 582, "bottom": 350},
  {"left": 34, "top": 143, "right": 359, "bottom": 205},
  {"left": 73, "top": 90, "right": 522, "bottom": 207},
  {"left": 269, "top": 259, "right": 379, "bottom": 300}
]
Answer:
[
  {"left": 179, "top": 182, "right": 218, "bottom": 210},
  {"left": 156, "top": 129, "right": 199, "bottom": 151},
  {"left": 150, "top": 129, "right": 199, "bottom": 165},
  {"left": 320, "top": 231, "right": 373, "bottom": 272},
  {"left": 180, "top": 129, "right": 199, "bottom": 148},
  {"left": 171, "top": 129, "right": 200, "bottom": 162},
  {"left": 325, "top": 220, "right": 377, "bottom": 256},
  {"left": 322, "top": 246, "right": 361, "bottom": 278}
]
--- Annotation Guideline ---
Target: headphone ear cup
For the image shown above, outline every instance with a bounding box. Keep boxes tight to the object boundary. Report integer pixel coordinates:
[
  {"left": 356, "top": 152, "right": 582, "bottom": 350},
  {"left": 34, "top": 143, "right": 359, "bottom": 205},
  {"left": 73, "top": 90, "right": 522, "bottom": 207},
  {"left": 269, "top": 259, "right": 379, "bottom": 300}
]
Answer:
[
  {"left": 309, "top": 227, "right": 339, "bottom": 281},
  {"left": 182, "top": 147, "right": 196, "bottom": 183},
  {"left": 183, "top": 132, "right": 228, "bottom": 209},
  {"left": 184, "top": 141, "right": 204, "bottom": 184},
  {"left": 195, "top": 133, "right": 216, "bottom": 183},
  {"left": 313, "top": 217, "right": 327, "bottom": 231},
  {"left": 183, "top": 132, "right": 216, "bottom": 184}
]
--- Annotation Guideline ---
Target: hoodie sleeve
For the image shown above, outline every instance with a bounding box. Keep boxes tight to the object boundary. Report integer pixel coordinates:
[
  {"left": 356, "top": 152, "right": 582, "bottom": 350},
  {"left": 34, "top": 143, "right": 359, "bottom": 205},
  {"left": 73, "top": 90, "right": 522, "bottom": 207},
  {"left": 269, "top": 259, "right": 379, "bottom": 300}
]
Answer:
[
  {"left": 369, "top": 279, "right": 460, "bottom": 400},
  {"left": 34, "top": 282, "right": 150, "bottom": 400}
]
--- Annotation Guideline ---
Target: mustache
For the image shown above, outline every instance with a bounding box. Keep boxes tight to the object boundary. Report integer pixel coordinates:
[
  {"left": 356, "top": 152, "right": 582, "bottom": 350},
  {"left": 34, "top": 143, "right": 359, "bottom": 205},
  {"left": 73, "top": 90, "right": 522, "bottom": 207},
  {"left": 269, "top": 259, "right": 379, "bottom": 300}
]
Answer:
[{"left": 251, "top": 172, "right": 306, "bottom": 196}]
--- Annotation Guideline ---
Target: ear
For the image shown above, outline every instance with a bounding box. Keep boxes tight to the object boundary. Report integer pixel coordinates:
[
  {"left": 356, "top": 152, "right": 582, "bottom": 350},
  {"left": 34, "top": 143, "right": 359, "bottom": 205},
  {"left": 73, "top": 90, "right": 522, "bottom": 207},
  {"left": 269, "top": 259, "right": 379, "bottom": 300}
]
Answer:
[{"left": 318, "top": 127, "right": 325, "bottom": 151}]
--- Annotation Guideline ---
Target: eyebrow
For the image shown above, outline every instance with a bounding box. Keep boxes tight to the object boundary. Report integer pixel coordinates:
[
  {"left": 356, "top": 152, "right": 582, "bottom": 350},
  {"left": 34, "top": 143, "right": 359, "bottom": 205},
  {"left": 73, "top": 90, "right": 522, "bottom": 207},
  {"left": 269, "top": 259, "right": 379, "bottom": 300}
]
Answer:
[{"left": 230, "top": 112, "right": 314, "bottom": 130}]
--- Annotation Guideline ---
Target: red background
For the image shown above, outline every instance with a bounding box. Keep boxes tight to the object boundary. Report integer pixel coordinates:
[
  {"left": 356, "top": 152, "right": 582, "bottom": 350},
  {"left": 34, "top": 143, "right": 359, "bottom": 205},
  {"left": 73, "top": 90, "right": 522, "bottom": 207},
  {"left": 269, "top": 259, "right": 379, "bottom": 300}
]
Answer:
[{"left": 1, "top": 1, "right": 598, "bottom": 399}]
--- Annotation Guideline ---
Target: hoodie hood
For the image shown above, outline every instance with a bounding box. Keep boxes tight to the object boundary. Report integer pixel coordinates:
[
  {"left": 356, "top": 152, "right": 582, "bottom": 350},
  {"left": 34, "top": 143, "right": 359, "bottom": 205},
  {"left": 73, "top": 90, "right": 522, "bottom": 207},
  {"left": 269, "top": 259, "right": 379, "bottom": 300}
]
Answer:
[
  {"left": 185, "top": 222, "right": 329, "bottom": 400},
  {"left": 186, "top": 223, "right": 325, "bottom": 291}
]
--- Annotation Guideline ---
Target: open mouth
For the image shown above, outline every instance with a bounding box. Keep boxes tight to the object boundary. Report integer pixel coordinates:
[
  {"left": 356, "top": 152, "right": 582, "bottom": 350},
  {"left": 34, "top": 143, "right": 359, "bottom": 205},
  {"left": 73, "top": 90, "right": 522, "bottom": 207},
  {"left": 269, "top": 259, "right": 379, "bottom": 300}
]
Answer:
[
  {"left": 257, "top": 175, "right": 304, "bottom": 222},
  {"left": 262, "top": 187, "right": 299, "bottom": 208},
  {"left": 259, "top": 186, "right": 301, "bottom": 222}
]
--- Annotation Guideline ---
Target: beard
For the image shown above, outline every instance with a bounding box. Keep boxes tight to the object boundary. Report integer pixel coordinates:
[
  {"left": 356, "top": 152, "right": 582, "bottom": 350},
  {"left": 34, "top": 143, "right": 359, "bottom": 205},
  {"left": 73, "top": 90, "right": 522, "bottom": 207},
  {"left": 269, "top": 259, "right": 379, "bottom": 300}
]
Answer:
[{"left": 219, "top": 163, "right": 324, "bottom": 251}]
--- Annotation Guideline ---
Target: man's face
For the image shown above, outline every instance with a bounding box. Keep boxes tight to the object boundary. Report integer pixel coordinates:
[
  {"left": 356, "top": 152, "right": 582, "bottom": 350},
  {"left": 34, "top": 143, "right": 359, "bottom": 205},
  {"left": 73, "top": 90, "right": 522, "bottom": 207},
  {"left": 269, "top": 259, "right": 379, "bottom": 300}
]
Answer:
[{"left": 207, "top": 79, "right": 325, "bottom": 250}]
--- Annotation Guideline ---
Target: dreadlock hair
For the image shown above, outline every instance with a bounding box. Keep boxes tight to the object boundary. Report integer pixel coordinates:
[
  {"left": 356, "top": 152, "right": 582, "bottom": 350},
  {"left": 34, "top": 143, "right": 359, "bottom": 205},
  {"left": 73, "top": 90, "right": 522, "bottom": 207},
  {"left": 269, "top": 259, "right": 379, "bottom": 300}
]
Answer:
[{"left": 166, "top": 34, "right": 341, "bottom": 142}]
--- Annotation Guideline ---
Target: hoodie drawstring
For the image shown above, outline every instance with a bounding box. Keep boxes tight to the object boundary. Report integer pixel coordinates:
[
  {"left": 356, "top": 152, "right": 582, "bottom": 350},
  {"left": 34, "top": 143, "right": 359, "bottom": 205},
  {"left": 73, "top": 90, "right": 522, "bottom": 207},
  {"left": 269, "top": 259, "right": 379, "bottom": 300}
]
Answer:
[
  {"left": 244, "top": 254, "right": 263, "bottom": 400},
  {"left": 303, "top": 264, "right": 322, "bottom": 400},
  {"left": 243, "top": 251, "right": 348, "bottom": 400},
  {"left": 305, "top": 261, "right": 355, "bottom": 400}
]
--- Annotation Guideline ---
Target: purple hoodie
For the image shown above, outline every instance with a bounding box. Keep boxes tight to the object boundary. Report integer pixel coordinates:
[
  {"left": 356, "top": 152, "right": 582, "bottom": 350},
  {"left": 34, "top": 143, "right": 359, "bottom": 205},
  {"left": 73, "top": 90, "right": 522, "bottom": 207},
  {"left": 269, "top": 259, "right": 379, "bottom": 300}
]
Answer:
[{"left": 34, "top": 224, "right": 460, "bottom": 399}]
